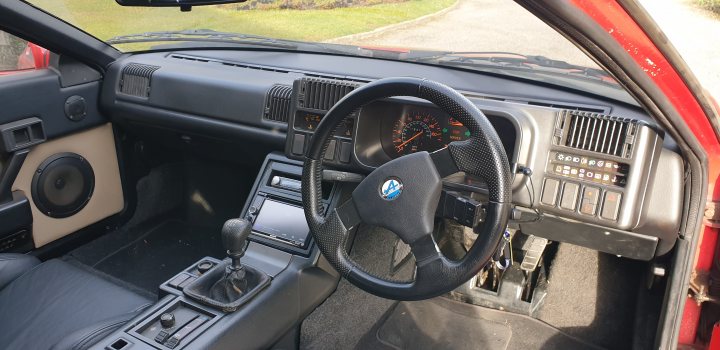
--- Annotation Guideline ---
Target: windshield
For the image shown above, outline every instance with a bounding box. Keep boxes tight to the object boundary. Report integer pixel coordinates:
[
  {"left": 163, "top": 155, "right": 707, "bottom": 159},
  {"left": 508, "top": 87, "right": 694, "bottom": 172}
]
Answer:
[{"left": 27, "top": 0, "right": 622, "bottom": 95}]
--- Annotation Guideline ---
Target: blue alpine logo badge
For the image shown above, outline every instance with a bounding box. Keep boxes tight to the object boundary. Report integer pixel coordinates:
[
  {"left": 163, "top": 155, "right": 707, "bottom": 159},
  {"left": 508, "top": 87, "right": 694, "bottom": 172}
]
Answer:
[{"left": 380, "top": 178, "right": 403, "bottom": 201}]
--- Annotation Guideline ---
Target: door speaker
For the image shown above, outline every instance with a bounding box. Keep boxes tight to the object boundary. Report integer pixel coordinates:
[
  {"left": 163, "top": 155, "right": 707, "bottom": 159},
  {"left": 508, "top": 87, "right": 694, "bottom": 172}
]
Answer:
[{"left": 31, "top": 153, "right": 95, "bottom": 218}]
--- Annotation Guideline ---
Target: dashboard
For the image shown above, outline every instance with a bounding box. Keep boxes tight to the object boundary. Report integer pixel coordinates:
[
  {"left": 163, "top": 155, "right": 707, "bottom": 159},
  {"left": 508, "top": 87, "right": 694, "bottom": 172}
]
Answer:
[{"left": 101, "top": 50, "right": 684, "bottom": 261}]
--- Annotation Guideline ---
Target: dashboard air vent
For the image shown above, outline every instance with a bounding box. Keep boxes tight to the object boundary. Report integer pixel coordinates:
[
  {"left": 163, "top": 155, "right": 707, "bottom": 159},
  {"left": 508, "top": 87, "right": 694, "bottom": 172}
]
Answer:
[
  {"left": 120, "top": 63, "right": 160, "bottom": 98},
  {"left": 264, "top": 85, "right": 292, "bottom": 123},
  {"left": 555, "top": 110, "right": 638, "bottom": 158},
  {"left": 299, "top": 78, "right": 360, "bottom": 111},
  {"left": 526, "top": 101, "right": 609, "bottom": 114}
]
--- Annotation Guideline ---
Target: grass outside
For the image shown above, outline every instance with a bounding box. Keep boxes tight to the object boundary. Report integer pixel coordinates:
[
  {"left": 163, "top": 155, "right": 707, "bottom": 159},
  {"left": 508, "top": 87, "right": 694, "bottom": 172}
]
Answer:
[
  {"left": 29, "top": 0, "right": 455, "bottom": 51},
  {"left": 697, "top": 0, "right": 720, "bottom": 13}
]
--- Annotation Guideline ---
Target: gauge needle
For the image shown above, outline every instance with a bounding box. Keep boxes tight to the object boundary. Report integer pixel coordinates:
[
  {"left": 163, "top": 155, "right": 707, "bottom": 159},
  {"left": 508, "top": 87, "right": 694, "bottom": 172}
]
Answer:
[{"left": 396, "top": 131, "right": 424, "bottom": 150}]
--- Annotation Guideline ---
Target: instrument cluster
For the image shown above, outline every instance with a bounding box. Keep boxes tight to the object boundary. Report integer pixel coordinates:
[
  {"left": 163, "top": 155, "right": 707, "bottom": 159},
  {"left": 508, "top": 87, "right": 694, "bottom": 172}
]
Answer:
[{"left": 383, "top": 106, "right": 471, "bottom": 158}]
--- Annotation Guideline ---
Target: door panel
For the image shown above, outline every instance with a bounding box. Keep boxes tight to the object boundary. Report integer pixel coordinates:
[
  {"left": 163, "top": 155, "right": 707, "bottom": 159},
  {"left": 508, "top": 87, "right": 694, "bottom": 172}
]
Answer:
[{"left": 11, "top": 123, "right": 123, "bottom": 247}]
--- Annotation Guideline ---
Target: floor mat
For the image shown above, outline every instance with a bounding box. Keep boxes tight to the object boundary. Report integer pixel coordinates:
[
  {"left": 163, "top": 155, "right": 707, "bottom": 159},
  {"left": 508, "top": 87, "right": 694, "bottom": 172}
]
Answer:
[
  {"left": 300, "top": 225, "right": 414, "bottom": 350},
  {"left": 537, "top": 243, "right": 644, "bottom": 350},
  {"left": 357, "top": 298, "right": 601, "bottom": 350},
  {"left": 68, "top": 219, "right": 225, "bottom": 293}
]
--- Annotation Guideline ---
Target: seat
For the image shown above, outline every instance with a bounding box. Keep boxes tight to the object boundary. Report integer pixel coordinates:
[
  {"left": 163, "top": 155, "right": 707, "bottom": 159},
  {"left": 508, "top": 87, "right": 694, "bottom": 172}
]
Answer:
[{"left": 0, "top": 254, "right": 152, "bottom": 350}]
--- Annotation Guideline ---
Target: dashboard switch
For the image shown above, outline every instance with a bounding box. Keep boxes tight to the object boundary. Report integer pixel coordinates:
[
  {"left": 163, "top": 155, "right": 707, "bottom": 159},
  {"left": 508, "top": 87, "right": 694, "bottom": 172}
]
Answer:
[
  {"left": 540, "top": 178, "right": 560, "bottom": 206},
  {"left": 339, "top": 141, "right": 352, "bottom": 163},
  {"left": 559, "top": 182, "right": 579, "bottom": 210},
  {"left": 160, "top": 313, "right": 175, "bottom": 328},
  {"left": 580, "top": 186, "right": 600, "bottom": 215},
  {"left": 292, "top": 133, "right": 305, "bottom": 155},
  {"left": 324, "top": 139, "right": 337, "bottom": 161},
  {"left": 601, "top": 191, "right": 622, "bottom": 220}
]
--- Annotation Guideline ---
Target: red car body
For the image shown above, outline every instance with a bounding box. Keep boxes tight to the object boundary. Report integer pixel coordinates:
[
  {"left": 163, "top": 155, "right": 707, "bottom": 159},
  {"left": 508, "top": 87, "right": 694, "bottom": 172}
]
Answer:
[
  {"left": 0, "top": 41, "right": 49, "bottom": 75},
  {"left": 571, "top": 1, "right": 720, "bottom": 348}
]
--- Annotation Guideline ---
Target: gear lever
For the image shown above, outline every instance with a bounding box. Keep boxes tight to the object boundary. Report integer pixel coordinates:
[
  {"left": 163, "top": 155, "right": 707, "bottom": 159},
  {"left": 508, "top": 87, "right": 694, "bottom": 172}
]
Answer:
[
  {"left": 206, "top": 219, "right": 253, "bottom": 303},
  {"left": 183, "top": 218, "right": 271, "bottom": 312},
  {"left": 221, "top": 218, "right": 251, "bottom": 270}
]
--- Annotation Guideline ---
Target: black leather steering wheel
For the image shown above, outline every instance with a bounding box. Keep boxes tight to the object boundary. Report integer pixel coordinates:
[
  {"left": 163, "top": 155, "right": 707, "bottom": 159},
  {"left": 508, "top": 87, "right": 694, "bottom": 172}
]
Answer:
[{"left": 301, "top": 77, "right": 512, "bottom": 301}]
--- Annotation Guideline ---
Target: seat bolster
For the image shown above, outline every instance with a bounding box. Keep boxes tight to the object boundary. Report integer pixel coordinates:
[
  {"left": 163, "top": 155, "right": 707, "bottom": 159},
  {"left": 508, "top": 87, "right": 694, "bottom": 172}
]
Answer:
[{"left": 0, "top": 253, "right": 40, "bottom": 290}]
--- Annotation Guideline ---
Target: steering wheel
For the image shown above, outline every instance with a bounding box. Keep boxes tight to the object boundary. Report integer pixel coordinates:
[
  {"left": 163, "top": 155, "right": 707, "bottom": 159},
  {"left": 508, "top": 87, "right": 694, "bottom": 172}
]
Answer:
[{"left": 301, "top": 77, "right": 512, "bottom": 301}]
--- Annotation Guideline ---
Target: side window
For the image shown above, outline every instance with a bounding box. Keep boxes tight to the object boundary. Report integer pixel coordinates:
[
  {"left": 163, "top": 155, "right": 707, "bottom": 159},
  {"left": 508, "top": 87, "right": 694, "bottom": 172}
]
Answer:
[{"left": 0, "top": 31, "right": 49, "bottom": 74}]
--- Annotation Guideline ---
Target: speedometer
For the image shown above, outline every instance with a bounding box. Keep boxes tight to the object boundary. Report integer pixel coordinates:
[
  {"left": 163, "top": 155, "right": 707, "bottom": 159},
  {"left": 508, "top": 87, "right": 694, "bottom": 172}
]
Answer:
[{"left": 391, "top": 112, "right": 444, "bottom": 156}]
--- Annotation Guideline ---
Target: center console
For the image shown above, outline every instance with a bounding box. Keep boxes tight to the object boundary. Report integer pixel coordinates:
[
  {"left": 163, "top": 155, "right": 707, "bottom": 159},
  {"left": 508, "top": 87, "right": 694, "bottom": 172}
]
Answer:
[
  {"left": 240, "top": 154, "right": 334, "bottom": 256},
  {"left": 89, "top": 153, "right": 347, "bottom": 350}
]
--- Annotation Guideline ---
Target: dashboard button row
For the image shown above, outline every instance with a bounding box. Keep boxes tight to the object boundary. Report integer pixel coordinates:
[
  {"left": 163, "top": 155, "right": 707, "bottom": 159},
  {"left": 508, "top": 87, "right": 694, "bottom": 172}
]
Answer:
[
  {"left": 541, "top": 178, "right": 622, "bottom": 221},
  {"left": 292, "top": 133, "right": 351, "bottom": 164}
]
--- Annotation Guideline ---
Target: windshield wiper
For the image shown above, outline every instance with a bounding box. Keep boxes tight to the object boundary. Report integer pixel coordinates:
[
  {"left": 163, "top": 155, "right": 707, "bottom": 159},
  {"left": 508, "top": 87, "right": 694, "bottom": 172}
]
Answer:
[
  {"left": 408, "top": 51, "right": 617, "bottom": 86},
  {"left": 107, "top": 29, "right": 298, "bottom": 49}
]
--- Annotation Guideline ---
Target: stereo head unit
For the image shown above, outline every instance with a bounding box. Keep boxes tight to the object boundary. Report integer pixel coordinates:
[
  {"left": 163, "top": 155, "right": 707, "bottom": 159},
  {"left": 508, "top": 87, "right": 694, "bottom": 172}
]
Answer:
[{"left": 251, "top": 198, "right": 311, "bottom": 249}]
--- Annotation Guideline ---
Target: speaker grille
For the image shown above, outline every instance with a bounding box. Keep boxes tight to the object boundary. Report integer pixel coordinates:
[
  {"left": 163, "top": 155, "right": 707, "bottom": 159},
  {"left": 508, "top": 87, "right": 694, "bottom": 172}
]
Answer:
[{"left": 32, "top": 153, "right": 95, "bottom": 218}]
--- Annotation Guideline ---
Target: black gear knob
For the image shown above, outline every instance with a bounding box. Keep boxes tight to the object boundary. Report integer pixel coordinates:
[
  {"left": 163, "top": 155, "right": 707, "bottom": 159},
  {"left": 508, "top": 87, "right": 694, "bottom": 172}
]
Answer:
[{"left": 222, "top": 219, "right": 251, "bottom": 263}]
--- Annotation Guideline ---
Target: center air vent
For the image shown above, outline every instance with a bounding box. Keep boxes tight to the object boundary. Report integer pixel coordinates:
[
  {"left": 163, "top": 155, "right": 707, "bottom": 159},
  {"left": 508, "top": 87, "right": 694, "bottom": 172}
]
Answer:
[
  {"left": 555, "top": 110, "right": 639, "bottom": 158},
  {"left": 119, "top": 63, "right": 160, "bottom": 98},
  {"left": 298, "top": 78, "right": 360, "bottom": 111},
  {"left": 264, "top": 85, "right": 292, "bottom": 123}
]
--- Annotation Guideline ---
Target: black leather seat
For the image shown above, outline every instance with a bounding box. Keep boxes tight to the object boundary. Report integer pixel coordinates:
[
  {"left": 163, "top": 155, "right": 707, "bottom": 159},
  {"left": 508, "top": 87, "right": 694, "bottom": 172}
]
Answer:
[{"left": 0, "top": 254, "right": 152, "bottom": 350}]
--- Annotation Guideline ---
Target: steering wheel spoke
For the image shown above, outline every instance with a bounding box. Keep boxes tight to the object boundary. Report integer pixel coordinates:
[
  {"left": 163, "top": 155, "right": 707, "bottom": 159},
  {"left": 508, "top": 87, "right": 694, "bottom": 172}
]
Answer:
[
  {"left": 335, "top": 198, "right": 362, "bottom": 229},
  {"left": 429, "top": 147, "right": 460, "bottom": 178},
  {"left": 409, "top": 234, "right": 443, "bottom": 266}
]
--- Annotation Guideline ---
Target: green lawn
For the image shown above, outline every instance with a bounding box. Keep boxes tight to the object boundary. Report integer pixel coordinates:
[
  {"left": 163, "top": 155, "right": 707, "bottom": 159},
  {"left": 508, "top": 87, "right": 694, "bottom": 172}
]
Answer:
[{"left": 29, "top": 0, "right": 455, "bottom": 51}]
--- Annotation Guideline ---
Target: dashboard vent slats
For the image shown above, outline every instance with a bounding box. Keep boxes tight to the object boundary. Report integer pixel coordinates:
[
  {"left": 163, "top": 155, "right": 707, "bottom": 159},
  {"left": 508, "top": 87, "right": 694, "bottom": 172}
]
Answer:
[
  {"left": 557, "top": 110, "right": 638, "bottom": 158},
  {"left": 299, "top": 78, "right": 360, "bottom": 111},
  {"left": 120, "top": 63, "right": 160, "bottom": 98},
  {"left": 264, "top": 85, "right": 293, "bottom": 124}
]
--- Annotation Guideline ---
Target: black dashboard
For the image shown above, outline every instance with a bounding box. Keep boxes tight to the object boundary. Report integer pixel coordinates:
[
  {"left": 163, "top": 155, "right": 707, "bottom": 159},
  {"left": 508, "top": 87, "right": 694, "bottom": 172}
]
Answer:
[{"left": 100, "top": 49, "right": 685, "bottom": 261}]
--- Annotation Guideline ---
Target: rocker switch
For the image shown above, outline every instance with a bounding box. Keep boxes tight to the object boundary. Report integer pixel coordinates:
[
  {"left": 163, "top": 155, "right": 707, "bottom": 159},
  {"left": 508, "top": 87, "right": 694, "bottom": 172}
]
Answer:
[
  {"left": 580, "top": 186, "right": 600, "bottom": 215},
  {"left": 164, "top": 316, "right": 207, "bottom": 349},
  {"left": 559, "top": 182, "right": 579, "bottom": 210},
  {"left": 540, "top": 178, "right": 560, "bottom": 206}
]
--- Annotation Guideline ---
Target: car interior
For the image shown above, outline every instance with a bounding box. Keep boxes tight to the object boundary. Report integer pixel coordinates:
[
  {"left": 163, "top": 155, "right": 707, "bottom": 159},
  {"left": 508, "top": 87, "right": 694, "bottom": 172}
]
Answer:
[{"left": 0, "top": 1, "right": 700, "bottom": 350}]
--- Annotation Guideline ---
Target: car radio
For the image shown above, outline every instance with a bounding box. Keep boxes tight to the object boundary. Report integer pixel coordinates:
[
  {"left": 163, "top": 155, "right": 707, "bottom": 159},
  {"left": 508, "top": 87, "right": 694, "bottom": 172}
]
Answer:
[
  {"left": 241, "top": 153, "right": 337, "bottom": 256},
  {"left": 245, "top": 195, "right": 313, "bottom": 249}
]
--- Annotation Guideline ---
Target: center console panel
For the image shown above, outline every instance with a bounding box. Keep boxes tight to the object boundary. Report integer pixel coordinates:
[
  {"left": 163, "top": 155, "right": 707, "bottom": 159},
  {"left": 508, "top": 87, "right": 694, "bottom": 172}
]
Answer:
[
  {"left": 90, "top": 153, "right": 343, "bottom": 350},
  {"left": 241, "top": 153, "right": 337, "bottom": 256}
]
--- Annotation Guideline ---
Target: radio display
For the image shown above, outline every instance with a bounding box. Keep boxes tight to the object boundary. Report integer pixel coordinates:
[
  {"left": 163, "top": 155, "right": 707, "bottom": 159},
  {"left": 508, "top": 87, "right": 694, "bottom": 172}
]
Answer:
[{"left": 253, "top": 199, "right": 311, "bottom": 248}]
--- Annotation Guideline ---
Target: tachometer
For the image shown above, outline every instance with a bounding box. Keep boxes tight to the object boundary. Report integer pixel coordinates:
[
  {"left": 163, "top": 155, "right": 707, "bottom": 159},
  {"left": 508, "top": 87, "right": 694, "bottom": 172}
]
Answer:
[{"left": 392, "top": 112, "right": 444, "bottom": 156}]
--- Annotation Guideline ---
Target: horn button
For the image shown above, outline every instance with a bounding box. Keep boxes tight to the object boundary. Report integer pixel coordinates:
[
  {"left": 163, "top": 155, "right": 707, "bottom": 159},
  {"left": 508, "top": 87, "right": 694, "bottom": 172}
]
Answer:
[{"left": 351, "top": 151, "right": 442, "bottom": 245}]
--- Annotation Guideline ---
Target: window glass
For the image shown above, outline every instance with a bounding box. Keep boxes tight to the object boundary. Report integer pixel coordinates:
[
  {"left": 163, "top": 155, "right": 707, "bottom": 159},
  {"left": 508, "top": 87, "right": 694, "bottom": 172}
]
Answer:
[{"left": 0, "top": 31, "right": 48, "bottom": 74}]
